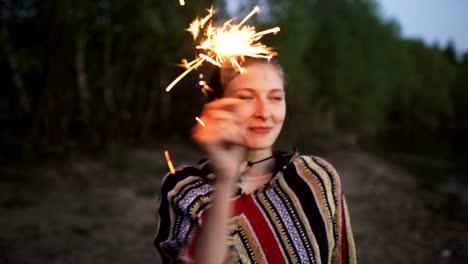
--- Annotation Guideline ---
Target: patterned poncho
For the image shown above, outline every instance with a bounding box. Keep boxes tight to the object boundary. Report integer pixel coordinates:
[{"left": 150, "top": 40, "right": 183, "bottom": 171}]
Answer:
[{"left": 154, "top": 151, "right": 357, "bottom": 263}]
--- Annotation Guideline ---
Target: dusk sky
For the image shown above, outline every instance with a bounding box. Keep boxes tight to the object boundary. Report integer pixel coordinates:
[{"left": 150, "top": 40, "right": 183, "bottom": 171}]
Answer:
[{"left": 377, "top": 0, "right": 468, "bottom": 53}]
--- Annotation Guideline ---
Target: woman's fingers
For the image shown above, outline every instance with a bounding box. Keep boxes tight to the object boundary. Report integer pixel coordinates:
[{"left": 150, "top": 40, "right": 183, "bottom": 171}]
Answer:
[
  {"left": 202, "top": 109, "right": 236, "bottom": 122},
  {"left": 198, "top": 98, "right": 245, "bottom": 127},
  {"left": 203, "top": 98, "right": 244, "bottom": 111},
  {"left": 192, "top": 119, "right": 244, "bottom": 146},
  {"left": 192, "top": 97, "right": 246, "bottom": 149}
]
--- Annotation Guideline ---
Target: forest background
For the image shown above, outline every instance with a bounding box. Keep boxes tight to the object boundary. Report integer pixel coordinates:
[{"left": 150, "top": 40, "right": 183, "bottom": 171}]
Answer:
[
  {"left": 1, "top": 0, "right": 468, "bottom": 263},
  {"left": 1, "top": 0, "right": 467, "bottom": 177}
]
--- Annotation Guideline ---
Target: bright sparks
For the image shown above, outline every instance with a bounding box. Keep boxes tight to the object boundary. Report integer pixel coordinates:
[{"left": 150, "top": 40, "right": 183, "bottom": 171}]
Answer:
[
  {"left": 195, "top": 116, "right": 206, "bottom": 127},
  {"left": 179, "top": 0, "right": 185, "bottom": 6},
  {"left": 165, "top": 6, "right": 280, "bottom": 92},
  {"left": 164, "top": 150, "right": 176, "bottom": 174}
]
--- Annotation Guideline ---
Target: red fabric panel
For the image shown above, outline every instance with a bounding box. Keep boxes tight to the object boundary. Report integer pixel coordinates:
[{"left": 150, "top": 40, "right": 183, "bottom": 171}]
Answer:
[{"left": 232, "top": 195, "right": 286, "bottom": 264}]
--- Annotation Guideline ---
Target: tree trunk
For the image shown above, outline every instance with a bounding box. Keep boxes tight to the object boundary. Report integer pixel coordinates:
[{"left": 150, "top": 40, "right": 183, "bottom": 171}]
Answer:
[
  {"left": 103, "top": 6, "right": 115, "bottom": 113},
  {"left": 103, "top": 3, "right": 116, "bottom": 143},
  {"left": 160, "top": 70, "right": 171, "bottom": 135},
  {"left": 1, "top": 4, "right": 30, "bottom": 114},
  {"left": 75, "top": 28, "right": 90, "bottom": 126},
  {"left": 6, "top": 52, "right": 30, "bottom": 114},
  {"left": 140, "top": 72, "right": 161, "bottom": 140}
]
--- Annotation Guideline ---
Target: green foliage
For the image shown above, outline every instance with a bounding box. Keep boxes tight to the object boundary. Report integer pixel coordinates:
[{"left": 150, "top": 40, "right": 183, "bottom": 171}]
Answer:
[
  {"left": 452, "top": 53, "right": 468, "bottom": 120},
  {"left": 266, "top": 0, "right": 398, "bottom": 132},
  {"left": 389, "top": 40, "right": 456, "bottom": 129},
  {"left": 262, "top": 0, "right": 462, "bottom": 136},
  {"left": 0, "top": 0, "right": 466, "bottom": 160}
]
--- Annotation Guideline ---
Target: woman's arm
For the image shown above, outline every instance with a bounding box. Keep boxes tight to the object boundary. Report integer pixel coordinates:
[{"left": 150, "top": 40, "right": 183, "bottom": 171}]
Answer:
[
  {"left": 194, "top": 175, "right": 237, "bottom": 264},
  {"left": 191, "top": 98, "right": 246, "bottom": 263}
]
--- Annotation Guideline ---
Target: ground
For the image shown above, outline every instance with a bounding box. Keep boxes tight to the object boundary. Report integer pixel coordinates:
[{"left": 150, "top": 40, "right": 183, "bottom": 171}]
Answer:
[{"left": 0, "top": 146, "right": 467, "bottom": 263}]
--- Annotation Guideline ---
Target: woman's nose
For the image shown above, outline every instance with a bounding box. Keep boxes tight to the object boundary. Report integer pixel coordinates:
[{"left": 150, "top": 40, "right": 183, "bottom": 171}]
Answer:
[{"left": 254, "top": 99, "right": 271, "bottom": 120}]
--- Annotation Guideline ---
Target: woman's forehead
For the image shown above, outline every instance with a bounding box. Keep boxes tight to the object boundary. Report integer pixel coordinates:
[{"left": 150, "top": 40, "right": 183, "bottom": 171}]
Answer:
[{"left": 224, "top": 63, "right": 284, "bottom": 92}]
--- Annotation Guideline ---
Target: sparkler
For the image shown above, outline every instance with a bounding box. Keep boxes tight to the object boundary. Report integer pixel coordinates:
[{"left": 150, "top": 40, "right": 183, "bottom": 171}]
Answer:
[
  {"left": 165, "top": 6, "right": 280, "bottom": 93},
  {"left": 179, "top": 0, "right": 185, "bottom": 6}
]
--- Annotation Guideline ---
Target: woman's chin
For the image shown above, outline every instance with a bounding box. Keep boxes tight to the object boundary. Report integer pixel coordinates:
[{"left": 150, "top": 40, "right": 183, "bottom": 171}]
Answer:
[{"left": 245, "top": 141, "right": 275, "bottom": 150}]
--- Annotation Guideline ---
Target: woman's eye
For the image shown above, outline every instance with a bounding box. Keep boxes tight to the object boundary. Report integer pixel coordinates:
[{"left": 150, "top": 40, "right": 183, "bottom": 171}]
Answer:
[
  {"left": 238, "top": 95, "right": 253, "bottom": 100},
  {"left": 271, "top": 96, "right": 283, "bottom": 101}
]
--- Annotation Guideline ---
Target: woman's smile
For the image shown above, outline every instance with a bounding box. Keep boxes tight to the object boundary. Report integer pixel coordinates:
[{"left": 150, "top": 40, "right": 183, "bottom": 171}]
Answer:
[{"left": 248, "top": 126, "right": 272, "bottom": 134}]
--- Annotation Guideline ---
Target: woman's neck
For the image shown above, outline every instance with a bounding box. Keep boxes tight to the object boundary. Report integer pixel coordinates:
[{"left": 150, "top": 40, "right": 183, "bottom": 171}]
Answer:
[
  {"left": 244, "top": 148, "right": 275, "bottom": 177},
  {"left": 246, "top": 148, "right": 273, "bottom": 162}
]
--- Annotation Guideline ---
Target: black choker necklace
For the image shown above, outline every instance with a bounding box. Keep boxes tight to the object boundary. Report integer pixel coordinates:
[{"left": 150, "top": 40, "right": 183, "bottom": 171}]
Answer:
[
  {"left": 240, "top": 155, "right": 275, "bottom": 175},
  {"left": 246, "top": 155, "right": 275, "bottom": 167}
]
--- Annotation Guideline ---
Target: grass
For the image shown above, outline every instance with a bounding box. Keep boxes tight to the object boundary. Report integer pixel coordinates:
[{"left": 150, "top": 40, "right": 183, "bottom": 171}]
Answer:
[
  {"left": 364, "top": 141, "right": 466, "bottom": 189},
  {"left": 107, "top": 144, "right": 168, "bottom": 178}
]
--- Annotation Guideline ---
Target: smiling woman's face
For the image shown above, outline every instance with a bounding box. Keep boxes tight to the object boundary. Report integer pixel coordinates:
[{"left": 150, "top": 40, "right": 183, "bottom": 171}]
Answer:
[{"left": 223, "top": 63, "right": 286, "bottom": 150}]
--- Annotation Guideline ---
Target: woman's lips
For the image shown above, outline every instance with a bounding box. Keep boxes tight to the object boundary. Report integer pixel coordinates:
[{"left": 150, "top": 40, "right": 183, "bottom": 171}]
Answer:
[{"left": 249, "top": 127, "right": 272, "bottom": 134}]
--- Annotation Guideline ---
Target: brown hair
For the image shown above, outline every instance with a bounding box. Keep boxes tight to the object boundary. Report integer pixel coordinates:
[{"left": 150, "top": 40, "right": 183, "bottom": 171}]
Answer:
[{"left": 207, "top": 57, "right": 285, "bottom": 101}]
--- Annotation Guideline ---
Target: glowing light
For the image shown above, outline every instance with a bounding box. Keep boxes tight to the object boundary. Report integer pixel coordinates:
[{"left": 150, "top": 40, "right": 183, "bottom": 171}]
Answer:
[
  {"left": 165, "top": 6, "right": 280, "bottom": 93},
  {"left": 179, "top": 0, "right": 185, "bottom": 6},
  {"left": 195, "top": 116, "right": 206, "bottom": 127},
  {"left": 164, "top": 150, "right": 176, "bottom": 174},
  {"left": 166, "top": 57, "right": 205, "bottom": 92}
]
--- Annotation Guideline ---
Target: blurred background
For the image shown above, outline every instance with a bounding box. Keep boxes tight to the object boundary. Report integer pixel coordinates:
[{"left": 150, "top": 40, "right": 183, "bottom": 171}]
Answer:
[{"left": 1, "top": 0, "right": 467, "bottom": 263}]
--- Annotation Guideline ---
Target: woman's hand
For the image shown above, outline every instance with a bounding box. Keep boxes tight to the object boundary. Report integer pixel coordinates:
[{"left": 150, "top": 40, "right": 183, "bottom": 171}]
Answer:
[{"left": 192, "top": 98, "right": 246, "bottom": 183}]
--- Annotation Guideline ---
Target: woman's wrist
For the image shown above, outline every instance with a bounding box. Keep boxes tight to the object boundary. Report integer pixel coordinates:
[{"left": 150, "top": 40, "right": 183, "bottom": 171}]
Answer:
[
  {"left": 214, "top": 171, "right": 239, "bottom": 194},
  {"left": 215, "top": 174, "right": 238, "bottom": 186}
]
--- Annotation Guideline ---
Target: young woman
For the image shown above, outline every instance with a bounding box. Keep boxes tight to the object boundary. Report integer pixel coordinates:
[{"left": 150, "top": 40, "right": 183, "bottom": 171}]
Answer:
[{"left": 154, "top": 58, "right": 357, "bottom": 264}]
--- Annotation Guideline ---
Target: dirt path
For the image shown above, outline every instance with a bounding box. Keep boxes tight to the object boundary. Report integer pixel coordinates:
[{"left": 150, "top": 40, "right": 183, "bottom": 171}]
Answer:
[
  {"left": 0, "top": 148, "right": 467, "bottom": 263},
  {"left": 330, "top": 151, "right": 468, "bottom": 263}
]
